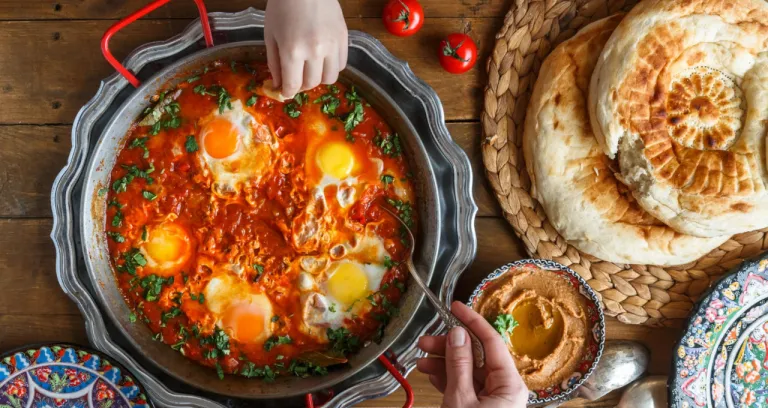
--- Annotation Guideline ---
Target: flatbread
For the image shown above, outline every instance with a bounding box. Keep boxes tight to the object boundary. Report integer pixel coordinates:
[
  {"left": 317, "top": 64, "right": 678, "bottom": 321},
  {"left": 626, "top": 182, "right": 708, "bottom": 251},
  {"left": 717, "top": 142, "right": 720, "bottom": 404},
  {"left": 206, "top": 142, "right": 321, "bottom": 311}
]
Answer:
[
  {"left": 523, "top": 15, "right": 729, "bottom": 266},
  {"left": 588, "top": 0, "right": 768, "bottom": 237}
]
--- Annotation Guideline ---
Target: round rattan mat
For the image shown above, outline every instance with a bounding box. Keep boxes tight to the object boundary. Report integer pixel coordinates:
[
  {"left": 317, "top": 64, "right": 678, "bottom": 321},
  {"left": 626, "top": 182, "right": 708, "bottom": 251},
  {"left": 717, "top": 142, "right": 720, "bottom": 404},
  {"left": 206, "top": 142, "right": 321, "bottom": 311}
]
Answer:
[{"left": 480, "top": 0, "right": 768, "bottom": 327}]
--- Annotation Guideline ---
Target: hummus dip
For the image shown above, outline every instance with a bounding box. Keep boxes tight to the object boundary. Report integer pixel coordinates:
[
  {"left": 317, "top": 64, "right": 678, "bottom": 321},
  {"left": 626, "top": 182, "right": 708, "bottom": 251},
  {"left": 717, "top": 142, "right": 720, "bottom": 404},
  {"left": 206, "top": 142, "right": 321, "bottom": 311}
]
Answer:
[{"left": 474, "top": 265, "right": 589, "bottom": 390}]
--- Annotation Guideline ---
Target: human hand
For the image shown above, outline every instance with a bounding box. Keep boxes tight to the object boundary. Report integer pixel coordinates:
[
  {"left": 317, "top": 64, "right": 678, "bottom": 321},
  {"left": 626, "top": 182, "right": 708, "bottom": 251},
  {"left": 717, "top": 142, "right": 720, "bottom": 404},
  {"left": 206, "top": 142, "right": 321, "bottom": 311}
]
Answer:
[
  {"left": 417, "top": 302, "right": 528, "bottom": 408},
  {"left": 264, "top": 0, "right": 348, "bottom": 99}
]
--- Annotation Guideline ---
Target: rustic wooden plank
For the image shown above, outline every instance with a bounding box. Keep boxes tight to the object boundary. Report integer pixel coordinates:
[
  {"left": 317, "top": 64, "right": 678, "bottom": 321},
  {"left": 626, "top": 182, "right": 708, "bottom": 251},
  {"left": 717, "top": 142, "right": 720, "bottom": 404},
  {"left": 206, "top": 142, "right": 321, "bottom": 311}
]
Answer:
[
  {"left": 0, "top": 314, "right": 88, "bottom": 352},
  {"left": 0, "top": 125, "right": 70, "bottom": 217},
  {"left": 0, "top": 219, "right": 81, "bottom": 315},
  {"left": 0, "top": 0, "right": 508, "bottom": 20},
  {"left": 0, "top": 18, "right": 493, "bottom": 124},
  {"left": 0, "top": 121, "right": 499, "bottom": 218}
]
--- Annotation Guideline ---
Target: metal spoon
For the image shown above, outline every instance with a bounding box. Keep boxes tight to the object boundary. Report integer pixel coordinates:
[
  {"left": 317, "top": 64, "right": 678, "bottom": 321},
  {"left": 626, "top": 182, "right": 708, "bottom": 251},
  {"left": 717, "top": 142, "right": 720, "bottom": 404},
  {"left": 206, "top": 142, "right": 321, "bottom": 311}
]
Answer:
[{"left": 381, "top": 206, "right": 486, "bottom": 368}]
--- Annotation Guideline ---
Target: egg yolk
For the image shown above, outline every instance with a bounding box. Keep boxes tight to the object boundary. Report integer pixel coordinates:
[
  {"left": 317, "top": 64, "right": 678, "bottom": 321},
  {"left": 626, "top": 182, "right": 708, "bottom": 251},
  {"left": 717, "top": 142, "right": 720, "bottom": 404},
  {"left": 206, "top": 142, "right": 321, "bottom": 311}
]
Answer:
[
  {"left": 202, "top": 118, "right": 240, "bottom": 159},
  {"left": 327, "top": 262, "right": 369, "bottom": 306},
  {"left": 317, "top": 142, "right": 355, "bottom": 179},
  {"left": 143, "top": 223, "right": 190, "bottom": 267},
  {"left": 222, "top": 301, "right": 268, "bottom": 343}
]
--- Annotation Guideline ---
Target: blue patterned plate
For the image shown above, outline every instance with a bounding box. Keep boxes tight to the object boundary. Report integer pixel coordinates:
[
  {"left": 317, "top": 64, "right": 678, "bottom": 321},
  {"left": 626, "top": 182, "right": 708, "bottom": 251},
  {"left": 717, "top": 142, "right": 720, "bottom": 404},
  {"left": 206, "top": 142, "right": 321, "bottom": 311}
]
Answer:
[
  {"left": 0, "top": 344, "right": 151, "bottom": 408},
  {"left": 670, "top": 253, "right": 768, "bottom": 408}
]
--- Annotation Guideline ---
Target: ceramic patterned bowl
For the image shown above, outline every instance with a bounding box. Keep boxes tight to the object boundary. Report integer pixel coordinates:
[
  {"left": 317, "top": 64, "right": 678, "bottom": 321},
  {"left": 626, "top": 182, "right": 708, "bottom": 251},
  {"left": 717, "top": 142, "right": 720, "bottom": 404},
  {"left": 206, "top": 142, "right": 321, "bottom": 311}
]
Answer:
[
  {"left": 0, "top": 344, "right": 151, "bottom": 408},
  {"left": 467, "top": 259, "right": 606, "bottom": 405},
  {"left": 670, "top": 252, "right": 768, "bottom": 408}
]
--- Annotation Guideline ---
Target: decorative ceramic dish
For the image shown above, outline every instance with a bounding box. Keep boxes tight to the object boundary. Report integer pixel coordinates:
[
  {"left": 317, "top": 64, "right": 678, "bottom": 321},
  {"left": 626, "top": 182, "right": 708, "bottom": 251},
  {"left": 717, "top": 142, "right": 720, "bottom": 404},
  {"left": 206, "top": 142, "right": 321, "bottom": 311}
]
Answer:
[
  {"left": 467, "top": 259, "right": 606, "bottom": 405},
  {"left": 0, "top": 344, "right": 151, "bottom": 408},
  {"left": 670, "top": 252, "right": 768, "bottom": 408}
]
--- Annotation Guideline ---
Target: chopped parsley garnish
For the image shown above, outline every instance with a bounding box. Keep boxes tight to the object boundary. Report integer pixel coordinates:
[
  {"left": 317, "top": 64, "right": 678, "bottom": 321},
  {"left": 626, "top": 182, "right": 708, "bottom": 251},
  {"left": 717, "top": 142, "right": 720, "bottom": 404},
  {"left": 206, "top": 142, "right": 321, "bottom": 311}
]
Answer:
[
  {"left": 289, "top": 359, "right": 328, "bottom": 378},
  {"left": 129, "top": 137, "right": 150, "bottom": 158},
  {"left": 381, "top": 174, "right": 395, "bottom": 185},
  {"left": 387, "top": 198, "right": 414, "bottom": 227},
  {"left": 341, "top": 88, "right": 365, "bottom": 132},
  {"left": 230, "top": 61, "right": 237, "bottom": 73},
  {"left": 128, "top": 312, "right": 137, "bottom": 323},
  {"left": 200, "top": 327, "right": 231, "bottom": 359},
  {"left": 185, "top": 135, "right": 198, "bottom": 152},
  {"left": 241, "top": 363, "right": 277, "bottom": 382},
  {"left": 384, "top": 256, "right": 400, "bottom": 269},
  {"left": 246, "top": 79, "right": 257, "bottom": 92},
  {"left": 328, "top": 84, "right": 340, "bottom": 94},
  {"left": 147, "top": 101, "right": 182, "bottom": 136},
  {"left": 395, "top": 281, "right": 406, "bottom": 292},
  {"left": 345, "top": 132, "right": 355, "bottom": 143},
  {"left": 138, "top": 274, "right": 171, "bottom": 302},
  {"left": 246, "top": 95, "right": 257, "bottom": 107},
  {"left": 326, "top": 327, "right": 360, "bottom": 355},
  {"left": 253, "top": 264, "right": 264, "bottom": 281},
  {"left": 400, "top": 226, "right": 411, "bottom": 247},
  {"left": 294, "top": 92, "right": 309, "bottom": 106},
  {"left": 113, "top": 163, "right": 155, "bottom": 193},
  {"left": 263, "top": 335, "right": 292, "bottom": 351},
  {"left": 141, "top": 225, "right": 148, "bottom": 241},
  {"left": 314, "top": 93, "right": 341, "bottom": 117},
  {"left": 152, "top": 332, "right": 163, "bottom": 342},
  {"left": 142, "top": 190, "right": 157, "bottom": 201},
  {"left": 171, "top": 340, "right": 186, "bottom": 352},
  {"left": 215, "top": 361, "right": 225, "bottom": 380},
  {"left": 107, "top": 199, "right": 122, "bottom": 209},
  {"left": 111, "top": 209, "right": 123, "bottom": 228},
  {"left": 283, "top": 102, "right": 301, "bottom": 118},
  {"left": 116, "top": 248, "right": 147, "bottom": 275},
  {"left": 374, "top": 129, "right": 403, "bottom": 158},
  {"left": 161, "top": 306, "right": 182, "bottom": 324},
  {"left": 329, "top": 303, "right": 337, "bottom": 313},
  {"left": 493, "top": 314, "right": 519, "bottom": 342},
  {"left": 271, "top": 315, "right": 280, "bottom": 323},
  {"left": 194, "top": 85, "right": 232, "bottom": 113},
  {"left": 185, "top": 75, "right": 200, "bottom": 83},
  {"left": 107, "top": 231, "right": 125, "bottom": 243}
]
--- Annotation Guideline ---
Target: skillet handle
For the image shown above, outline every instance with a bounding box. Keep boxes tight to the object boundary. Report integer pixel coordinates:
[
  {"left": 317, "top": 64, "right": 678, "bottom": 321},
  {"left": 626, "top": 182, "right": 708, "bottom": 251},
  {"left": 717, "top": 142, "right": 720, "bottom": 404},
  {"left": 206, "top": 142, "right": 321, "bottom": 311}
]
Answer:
[
  {"left": 378, "top": 354, "right": 415, "bottom": 408},
  {"left": 100, "top": 0, "right": 214, "bottom": 87}
]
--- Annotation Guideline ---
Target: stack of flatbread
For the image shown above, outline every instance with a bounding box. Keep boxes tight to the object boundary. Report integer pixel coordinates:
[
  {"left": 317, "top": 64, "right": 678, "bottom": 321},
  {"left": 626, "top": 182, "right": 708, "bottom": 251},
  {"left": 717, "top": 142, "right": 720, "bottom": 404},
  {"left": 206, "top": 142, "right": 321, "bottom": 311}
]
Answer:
[{"left": 523, "top": 0, "right": 768, "bottom": 266}]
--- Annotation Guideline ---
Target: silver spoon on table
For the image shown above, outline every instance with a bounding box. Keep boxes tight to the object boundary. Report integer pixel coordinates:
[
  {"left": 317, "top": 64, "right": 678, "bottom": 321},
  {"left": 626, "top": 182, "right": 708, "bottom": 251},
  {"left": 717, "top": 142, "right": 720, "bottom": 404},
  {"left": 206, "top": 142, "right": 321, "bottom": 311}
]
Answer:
[{"left": 381, "top": 205, "right": 486, "bottom": 368}]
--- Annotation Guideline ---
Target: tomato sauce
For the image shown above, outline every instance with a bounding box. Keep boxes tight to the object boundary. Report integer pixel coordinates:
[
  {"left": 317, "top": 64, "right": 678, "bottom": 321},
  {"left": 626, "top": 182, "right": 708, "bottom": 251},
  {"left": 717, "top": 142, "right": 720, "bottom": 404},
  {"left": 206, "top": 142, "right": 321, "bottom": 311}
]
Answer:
[{"left": 104, "top": 60, "right": 416, "bottom": 380}]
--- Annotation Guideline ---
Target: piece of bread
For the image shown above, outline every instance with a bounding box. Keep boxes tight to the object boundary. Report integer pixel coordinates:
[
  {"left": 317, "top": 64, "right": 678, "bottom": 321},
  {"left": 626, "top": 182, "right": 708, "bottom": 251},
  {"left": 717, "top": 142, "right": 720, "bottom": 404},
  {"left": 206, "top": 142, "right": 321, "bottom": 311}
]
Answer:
[
  {"left": 523, "top": 14, "right": 729, "bottom": 266},
  {"left": 588, "top": 0, "right": 768, "bottom": 237}
]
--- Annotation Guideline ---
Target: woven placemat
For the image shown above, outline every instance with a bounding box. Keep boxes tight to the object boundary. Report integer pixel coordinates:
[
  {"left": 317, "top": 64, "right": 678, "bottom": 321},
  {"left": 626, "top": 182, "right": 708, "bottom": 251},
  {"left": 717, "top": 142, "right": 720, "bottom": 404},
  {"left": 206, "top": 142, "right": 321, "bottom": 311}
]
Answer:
[{"left": 480, "top": 0, "right": 768, "bottom": 327}]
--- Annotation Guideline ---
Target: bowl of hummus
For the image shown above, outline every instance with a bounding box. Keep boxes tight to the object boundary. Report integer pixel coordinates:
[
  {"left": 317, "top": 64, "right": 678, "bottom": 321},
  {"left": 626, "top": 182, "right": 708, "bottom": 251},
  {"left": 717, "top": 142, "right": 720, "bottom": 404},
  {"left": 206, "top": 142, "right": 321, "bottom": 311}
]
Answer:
[{"left": 468, "top": 259, "right": 605, "bottom": 405}]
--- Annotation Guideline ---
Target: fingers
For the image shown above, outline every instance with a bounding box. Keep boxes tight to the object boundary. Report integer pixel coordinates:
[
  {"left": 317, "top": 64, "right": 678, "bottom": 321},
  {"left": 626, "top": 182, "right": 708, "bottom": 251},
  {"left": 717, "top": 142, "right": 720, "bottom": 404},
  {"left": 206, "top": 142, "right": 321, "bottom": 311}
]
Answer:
[
  {"left": 339, "top": 32, "right": 348, "bottom": 70},
  {"left": 321, "top": 55, "right": 339, "bottom": 84},
  {"left": 416, "top": 357, "right": 445, "bottom": 376},
  {"left": 279, "top": 50, "right": 303, "bottom": 99},
  {"left": 265, "top": 37, "right": 282, "bottom": 88},
  {"left": 302, "top": 58, "right": 323, "bottom": 91},
  {"left": 444, "top": 327, "right": 479, "bottom": 407},
  {"left": 428, "top": 374, "right": 447, "bottom": 394},
  {"left": 417, "top": 335, "right": 446, "bottom": 356},
  {"left": 451, "top": 301, "right": 517, "bottom": 371}
]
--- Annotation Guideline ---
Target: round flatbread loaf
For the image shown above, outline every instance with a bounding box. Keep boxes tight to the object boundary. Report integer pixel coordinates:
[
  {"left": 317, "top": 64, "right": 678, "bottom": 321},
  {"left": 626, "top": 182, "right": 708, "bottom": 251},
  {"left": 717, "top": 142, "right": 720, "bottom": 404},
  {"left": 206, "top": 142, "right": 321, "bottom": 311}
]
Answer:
[
  {"left": 588, "top": 0, "right": 768, "bottom": 237},
  {"left": 523, "top": 15, "right": 729, "bottom": 266}
]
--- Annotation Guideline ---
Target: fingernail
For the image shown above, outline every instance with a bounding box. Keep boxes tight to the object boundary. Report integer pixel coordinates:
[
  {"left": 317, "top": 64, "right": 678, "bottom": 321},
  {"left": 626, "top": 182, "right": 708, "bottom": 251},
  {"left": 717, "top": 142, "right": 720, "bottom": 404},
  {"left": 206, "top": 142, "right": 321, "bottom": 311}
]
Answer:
[{"left": 449, "top": 327, "right": 466, "bottom": 347}]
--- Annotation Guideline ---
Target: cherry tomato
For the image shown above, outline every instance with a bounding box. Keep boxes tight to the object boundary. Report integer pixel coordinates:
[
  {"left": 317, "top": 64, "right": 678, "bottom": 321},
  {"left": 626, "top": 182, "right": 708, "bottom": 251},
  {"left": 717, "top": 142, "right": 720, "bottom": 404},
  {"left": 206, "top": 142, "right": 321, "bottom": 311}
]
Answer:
[
  {"left": 438, "top": 33, "right": 478, "bottom": 74},
  {"left": 382, "top": 0, "right": 424, "bottom": 37}
]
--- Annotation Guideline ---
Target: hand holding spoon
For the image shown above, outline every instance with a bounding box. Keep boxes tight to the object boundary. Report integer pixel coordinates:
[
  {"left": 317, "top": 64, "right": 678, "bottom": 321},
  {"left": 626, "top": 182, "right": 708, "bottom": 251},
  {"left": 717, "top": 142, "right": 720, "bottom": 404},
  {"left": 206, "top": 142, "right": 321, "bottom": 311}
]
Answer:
[{"left": 381, "top": 205, "right": 486, "bottom": 368}]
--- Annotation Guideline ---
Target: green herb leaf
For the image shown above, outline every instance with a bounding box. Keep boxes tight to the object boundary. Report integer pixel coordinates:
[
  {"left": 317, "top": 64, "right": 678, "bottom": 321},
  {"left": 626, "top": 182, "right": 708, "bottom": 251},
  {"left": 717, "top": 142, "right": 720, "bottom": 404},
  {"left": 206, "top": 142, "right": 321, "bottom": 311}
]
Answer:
[
  {"left": 107, "top": 231, "right": 125, "bottom": 243},
  {"left": 98, "top": 187, "right": 108, "bottom": 197},
  {"left": 128, "top": 312, "right": 137, "bottom": 323},
  {"left": 329, "top": 303, "right": 337, "bottom": 313},
  {"left": 326, "top": 327, "right": 361, "bottom": 355},
  {"left": 186, "top": 75, "right": 200, "bottom": 83},
  {"left": 215, "top": 361, "right": 225, "bottom": 380},
  {"left": 111, "top": 210, "right": 123, "bottom": 228},
  {"left": 185, "top": 135, "right": 198, "bottom": 152},
  {"left": 142, "top": 225, "right": 148, "bottom": 241},
  {"left": 271, "top": 315, "right": 280, "bottom": 323},
  {"left": 314, "top": 94, "right": 340, "bottom": 117},
  {"left": 395, "top": 281, "right": 406, "bottom": 292},
  {"left": 161, "top": 306, "right": 182, "bottom": 324},
  {"left": 374, "top": 129, "right": 403, "bottom": 158},
  {"left": 493, "top": 314, "right": 519, "bottom": 342},
  {"left": 328, "top": 84, "right": 340, "bottom": 94},
  {"left": 253, "top": 264, "right": 264, "bottom": 282},
  {"left": 142, "top": 190, "right": 157, "bottom": 201},
  {"left": 284, "top": 102, "right": 301, "bottom": 118},
  {"left": 381, "top": 175, "right": 395, "bottom": 185},
  {"left": 263, "top": 335, "right": 292, "bottom": 351},
  {"left": 230, "top": 61, "right": 237, "bottom": 73},
  {"left": 345, "top": 132, "right": 355, "bottom": 143},
  {"left": 386, "top": 198, "right": 414, "bottom": 228},
  {"left": 294, "top": 92, "right": 309, "bottom": 106},
  {"left": 246, "top": 95, "right": 257, "bottom": 107}
]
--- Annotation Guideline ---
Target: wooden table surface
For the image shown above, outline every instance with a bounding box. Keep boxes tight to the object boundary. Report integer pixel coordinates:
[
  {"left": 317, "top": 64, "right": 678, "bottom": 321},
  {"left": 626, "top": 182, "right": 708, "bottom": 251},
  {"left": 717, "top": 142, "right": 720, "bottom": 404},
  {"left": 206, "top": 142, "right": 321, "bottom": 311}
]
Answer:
[{"left": 0, "top": 0, "right": 683, "bottom": 406}]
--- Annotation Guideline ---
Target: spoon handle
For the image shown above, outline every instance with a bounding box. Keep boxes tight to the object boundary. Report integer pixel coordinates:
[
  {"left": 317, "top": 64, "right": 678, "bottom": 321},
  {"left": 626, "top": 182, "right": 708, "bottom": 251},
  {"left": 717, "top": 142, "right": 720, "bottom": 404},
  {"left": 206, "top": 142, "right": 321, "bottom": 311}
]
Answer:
[{"left": 407, "top": 260, "right": 485, "bottom": 368}]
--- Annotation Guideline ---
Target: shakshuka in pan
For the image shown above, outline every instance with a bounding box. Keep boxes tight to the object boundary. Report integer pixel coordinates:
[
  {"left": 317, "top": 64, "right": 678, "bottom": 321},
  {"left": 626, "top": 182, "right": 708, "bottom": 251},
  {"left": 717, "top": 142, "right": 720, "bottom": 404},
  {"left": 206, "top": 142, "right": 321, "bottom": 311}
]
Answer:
[{"left": 103, "top": 60, "right": 417, "bottom": 381}]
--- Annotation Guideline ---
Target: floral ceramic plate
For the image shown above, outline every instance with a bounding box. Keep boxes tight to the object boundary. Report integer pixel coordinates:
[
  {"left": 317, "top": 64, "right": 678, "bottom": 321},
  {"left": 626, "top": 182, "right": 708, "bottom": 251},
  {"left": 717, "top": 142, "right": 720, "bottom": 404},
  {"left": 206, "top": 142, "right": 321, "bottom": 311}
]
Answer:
[
  {"left": 670, "top": 252, "right": 768, "bottom": 408},
  {"left": 0, "top": 344, "right": 151, "bottom": 408},
  {"left": 467, "top": 259, "right": 606, "bottom": 405}
]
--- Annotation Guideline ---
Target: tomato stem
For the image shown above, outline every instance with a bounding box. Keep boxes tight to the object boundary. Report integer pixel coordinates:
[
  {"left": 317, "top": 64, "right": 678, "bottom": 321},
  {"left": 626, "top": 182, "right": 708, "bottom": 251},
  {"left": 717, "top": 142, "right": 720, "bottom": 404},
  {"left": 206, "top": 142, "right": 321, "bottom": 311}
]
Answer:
[
  {"left": 442, "top": 39, "right": 470, "bottom": 62},
  {"left": 391, "top": 0, "right": 411, "bottom": 30}
]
